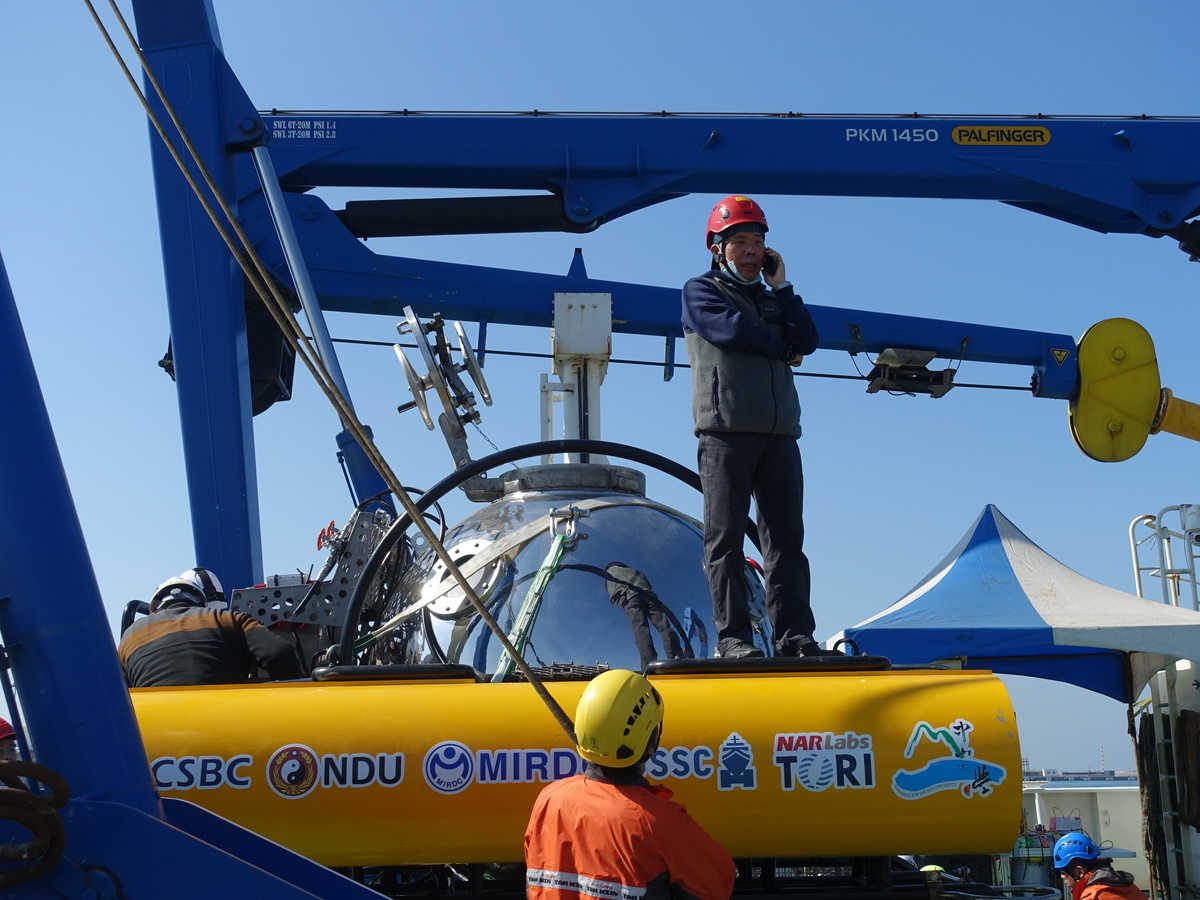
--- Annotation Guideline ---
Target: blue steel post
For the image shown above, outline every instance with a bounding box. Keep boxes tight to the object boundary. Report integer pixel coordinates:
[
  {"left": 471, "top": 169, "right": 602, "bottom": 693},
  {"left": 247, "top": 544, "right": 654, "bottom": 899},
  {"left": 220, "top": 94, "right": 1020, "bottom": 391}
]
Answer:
[
  {"left": 0, "top": 251, "right": 161, "bottom": 816},
  {"left": 251, "top": 145, "right": 390, "bottom": 505},
  {"left": 132, "top": 0, "right": 264, "bottom": 590},
  {"left": 337, "top": 426, "right": 390, "bottom": 506}
]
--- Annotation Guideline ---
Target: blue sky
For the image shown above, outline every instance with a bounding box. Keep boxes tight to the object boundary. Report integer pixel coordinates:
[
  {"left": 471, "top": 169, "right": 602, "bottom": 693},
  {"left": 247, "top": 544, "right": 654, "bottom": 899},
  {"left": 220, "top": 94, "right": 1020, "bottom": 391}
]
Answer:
[{"left": 4, "top": 1, "right": 1200, "bottom": 773}]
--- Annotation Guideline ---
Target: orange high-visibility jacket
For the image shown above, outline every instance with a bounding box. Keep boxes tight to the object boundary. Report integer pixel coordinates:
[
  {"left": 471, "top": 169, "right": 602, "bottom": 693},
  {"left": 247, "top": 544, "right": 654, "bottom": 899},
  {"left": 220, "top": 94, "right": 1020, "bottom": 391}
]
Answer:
[
  {"left": 525, "top": 774, "right": 735, "bottom": 900},
  {"left": 1076, "top": 868, "right": 1146, "bottom": 900}
]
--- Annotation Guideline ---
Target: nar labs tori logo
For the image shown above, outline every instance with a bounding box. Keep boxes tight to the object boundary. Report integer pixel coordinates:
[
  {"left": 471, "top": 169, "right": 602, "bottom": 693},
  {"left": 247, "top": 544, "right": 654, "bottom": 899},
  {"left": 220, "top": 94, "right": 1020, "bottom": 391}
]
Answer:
[{"left": 772, "top": 731, "right": 876, "bottom": 792}]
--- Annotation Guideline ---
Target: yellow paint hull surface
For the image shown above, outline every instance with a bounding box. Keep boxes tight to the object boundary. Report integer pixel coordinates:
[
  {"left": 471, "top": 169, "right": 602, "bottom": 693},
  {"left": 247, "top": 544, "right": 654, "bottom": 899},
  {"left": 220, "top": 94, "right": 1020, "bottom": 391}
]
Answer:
[{"left": 131, "top": 668, "right": 1020, "bottom": 866}]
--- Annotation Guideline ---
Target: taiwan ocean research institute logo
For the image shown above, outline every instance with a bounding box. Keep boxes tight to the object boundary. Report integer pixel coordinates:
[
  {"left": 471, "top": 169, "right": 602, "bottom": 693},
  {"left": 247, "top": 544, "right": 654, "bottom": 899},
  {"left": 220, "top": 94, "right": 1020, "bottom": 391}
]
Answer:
[
  {"left": 267, "top": 744, "right": 320, "bottom": 799},
  {"left": 891, "top": 718, "right": 1007, "bottom": 800},
  {"left": 424, "top": 740, "right": 475, "bottom": 795}
]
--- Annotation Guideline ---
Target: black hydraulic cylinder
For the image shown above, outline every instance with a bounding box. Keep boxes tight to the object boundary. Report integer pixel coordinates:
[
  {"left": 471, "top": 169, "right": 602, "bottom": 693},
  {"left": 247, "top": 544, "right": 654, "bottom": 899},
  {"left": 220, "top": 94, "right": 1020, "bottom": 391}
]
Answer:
[{"left": 336, "top": 195, "right": 601, "bottom": 238}]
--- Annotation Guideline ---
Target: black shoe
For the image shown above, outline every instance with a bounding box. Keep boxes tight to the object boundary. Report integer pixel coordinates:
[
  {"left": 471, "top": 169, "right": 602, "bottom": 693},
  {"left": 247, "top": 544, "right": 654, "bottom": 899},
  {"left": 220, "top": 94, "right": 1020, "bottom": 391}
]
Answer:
[
  {"left": 800, "top": 642, "right": 846, "bottom": 658},
  {"left": 720, "top": 641, "right": 766, "bottom": 659}
]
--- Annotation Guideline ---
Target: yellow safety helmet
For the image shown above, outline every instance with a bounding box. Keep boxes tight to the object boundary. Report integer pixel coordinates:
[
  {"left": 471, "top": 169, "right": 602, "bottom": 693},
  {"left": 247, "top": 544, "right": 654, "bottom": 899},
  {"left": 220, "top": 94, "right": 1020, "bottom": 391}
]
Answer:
[{"left": 574, "top": 669, "right": 664, "bottom": 768}]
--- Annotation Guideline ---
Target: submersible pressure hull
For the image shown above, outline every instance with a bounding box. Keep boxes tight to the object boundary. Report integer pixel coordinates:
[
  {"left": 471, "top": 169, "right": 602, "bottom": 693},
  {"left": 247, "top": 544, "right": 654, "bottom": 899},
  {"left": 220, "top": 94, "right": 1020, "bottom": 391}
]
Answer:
[{"left": 131, "top": 664, "right": 1020, "bottom": 866}]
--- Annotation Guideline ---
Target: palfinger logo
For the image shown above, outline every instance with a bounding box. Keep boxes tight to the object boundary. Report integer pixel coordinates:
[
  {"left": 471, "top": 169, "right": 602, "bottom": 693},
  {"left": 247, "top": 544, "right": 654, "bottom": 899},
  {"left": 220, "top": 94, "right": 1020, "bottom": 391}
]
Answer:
[
  {"left": 424, "top": 741, "right": 475, "bottom": 794},
  {"left": 952, "top": 125, "right": 1051, "bottom": 146},
  {"left": 267, "top": 744, "right": 319, "bottom": 799}
]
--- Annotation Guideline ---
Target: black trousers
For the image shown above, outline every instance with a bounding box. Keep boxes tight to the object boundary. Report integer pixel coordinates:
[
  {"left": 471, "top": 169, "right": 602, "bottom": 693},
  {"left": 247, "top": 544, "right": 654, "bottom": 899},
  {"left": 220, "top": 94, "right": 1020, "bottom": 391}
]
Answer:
[
  {"left": 697, "top": 431, "right": 815, "bottom": 655},
  {"left": 617, "top": 596, "right": 684, "bottom": 670}
]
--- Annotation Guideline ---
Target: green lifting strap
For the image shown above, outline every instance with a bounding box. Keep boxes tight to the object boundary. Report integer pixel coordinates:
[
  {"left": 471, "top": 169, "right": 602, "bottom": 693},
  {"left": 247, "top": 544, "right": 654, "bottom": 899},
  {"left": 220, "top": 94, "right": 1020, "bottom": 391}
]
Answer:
[{"left": 491, "top": 532, "right": 570, "bottom": 683}]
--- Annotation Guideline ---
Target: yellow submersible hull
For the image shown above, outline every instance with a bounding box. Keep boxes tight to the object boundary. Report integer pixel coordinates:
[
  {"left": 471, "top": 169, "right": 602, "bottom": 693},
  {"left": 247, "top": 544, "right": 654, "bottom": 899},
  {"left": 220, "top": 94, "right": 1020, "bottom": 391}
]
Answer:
[{"left": 130, "top": 662, "right": 1021, "bottom": 867}]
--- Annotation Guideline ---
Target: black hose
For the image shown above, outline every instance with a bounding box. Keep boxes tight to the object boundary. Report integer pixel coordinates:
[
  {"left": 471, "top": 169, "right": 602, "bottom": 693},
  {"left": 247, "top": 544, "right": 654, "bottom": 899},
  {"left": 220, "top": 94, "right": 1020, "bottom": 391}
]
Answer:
[
  {"left": 0, "top": 762, "right": 70, "bottom": 890},
  {"left": 334, "top": 439, "right": 757, "bottom": 665}
]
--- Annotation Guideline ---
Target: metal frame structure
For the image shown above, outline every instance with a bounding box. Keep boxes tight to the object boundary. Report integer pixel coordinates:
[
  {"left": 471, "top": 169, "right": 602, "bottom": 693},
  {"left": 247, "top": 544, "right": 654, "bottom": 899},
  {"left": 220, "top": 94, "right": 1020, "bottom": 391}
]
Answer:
[
  {"left": 0, "top": 0, "right": 1198, "bottom": 895},
  {"left": 126, "top": 0, "right": 1200, "bottom": 594}
]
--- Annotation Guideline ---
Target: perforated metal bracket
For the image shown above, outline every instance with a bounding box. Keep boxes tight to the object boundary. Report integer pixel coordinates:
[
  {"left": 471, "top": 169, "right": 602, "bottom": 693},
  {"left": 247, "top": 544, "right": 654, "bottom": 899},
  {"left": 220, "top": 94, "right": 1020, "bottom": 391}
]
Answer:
[{"left": 231, "top": 507, "right": 391, "bottom": 627}]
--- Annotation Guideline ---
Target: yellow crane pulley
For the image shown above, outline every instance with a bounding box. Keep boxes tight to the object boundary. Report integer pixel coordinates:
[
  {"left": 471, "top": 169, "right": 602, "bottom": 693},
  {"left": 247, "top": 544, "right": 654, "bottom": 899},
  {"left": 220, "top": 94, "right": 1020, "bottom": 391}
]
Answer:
[{"left": 1070, "top": 317, "right": 1200, "bottom": 462}]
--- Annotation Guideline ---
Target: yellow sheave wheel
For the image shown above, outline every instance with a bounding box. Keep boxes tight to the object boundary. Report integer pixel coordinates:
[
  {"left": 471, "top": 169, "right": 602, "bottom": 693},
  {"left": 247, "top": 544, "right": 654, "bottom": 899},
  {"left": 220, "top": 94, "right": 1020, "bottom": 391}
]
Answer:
[{"left": 1069, "top": 318, "right": 1160, "bottom": 463}]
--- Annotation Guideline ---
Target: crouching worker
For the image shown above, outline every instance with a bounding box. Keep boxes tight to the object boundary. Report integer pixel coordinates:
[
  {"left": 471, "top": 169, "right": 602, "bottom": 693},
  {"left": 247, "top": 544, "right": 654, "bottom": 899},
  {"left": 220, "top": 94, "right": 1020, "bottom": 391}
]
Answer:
[
  {"left": 118, "top": 567, "right": 304, "bottom": 688},
  {"left": 525, "top": 669, "right": 735, "bottom": 900},
  {"left": 1053, "top": 831, "right": 1145, "bottom": 900}
]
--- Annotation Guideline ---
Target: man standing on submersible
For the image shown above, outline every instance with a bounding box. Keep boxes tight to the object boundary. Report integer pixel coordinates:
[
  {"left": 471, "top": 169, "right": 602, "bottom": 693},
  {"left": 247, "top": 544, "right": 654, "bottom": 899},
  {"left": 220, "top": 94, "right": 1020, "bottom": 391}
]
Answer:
[{"left": 682, "top": 195, "right": 840, "bottom": 660}]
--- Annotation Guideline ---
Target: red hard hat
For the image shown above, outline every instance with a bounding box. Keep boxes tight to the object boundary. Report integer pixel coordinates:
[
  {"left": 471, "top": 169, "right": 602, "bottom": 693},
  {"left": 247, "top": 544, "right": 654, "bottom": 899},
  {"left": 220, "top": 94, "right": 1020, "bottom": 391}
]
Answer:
[
  {"left": 0, "top": 718, "right": 14, "bottom": 742},
  {"left": 706, "top": 195, "right": 768, "bottom": 248}
]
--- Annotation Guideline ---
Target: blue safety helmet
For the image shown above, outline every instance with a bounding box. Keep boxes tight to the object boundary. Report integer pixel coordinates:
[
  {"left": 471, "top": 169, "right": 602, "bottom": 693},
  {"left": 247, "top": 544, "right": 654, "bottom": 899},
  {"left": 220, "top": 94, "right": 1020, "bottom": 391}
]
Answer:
[{"left": 1053, "top": 832, "right": 1100, "bottom": 869}]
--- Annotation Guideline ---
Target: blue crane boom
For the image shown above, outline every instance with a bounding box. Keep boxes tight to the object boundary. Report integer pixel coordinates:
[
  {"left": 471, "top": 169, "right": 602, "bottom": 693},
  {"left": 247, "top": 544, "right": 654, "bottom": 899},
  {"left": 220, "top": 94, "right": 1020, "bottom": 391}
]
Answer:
[{"left": 258, "top": 111, "right": 1200, "bottom": 235}]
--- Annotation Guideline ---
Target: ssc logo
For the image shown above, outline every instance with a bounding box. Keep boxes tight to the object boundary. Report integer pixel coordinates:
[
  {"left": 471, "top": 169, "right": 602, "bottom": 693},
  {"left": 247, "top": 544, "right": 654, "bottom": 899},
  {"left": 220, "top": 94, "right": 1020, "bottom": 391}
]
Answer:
[
  {"left": 717, "top": 733, "right": 756, "bottom": 791},
  {"left": 424, "top": 741, "right": 475, "bottom": 794},
  {"left": 267, "top": 745, "right": 319, "bottom": 799}
]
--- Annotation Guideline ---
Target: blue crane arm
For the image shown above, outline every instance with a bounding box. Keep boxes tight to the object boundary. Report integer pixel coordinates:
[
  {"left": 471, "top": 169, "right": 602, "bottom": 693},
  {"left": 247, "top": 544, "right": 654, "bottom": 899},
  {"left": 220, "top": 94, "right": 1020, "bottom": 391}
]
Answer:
[
  {"left": 258, "top": 111, "right": 1200, "bottom": 236},
  {"left": 267, "top": 202, "right": 1076, "bottom": 396}
]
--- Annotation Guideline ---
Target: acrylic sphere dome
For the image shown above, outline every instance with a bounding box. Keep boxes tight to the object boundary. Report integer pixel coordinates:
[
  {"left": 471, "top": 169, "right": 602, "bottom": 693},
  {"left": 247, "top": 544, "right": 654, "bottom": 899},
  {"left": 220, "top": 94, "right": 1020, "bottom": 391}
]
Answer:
[{"left": 367, "top": 464, "right": 770, "bottom": 675}]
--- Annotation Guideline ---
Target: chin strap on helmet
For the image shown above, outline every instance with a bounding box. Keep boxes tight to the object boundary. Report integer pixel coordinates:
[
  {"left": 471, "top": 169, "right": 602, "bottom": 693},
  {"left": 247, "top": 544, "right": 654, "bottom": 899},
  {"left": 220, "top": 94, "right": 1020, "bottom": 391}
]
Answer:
[{"left": 718, "top": 255, "right": 762, "bottom": 286}]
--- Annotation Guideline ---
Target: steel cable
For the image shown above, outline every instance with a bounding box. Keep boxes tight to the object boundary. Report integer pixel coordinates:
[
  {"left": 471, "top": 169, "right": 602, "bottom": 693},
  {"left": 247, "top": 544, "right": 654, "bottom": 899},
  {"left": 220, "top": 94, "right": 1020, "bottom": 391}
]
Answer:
[{"left": 84, "top": 0, "right": 575, "bottom": 740}]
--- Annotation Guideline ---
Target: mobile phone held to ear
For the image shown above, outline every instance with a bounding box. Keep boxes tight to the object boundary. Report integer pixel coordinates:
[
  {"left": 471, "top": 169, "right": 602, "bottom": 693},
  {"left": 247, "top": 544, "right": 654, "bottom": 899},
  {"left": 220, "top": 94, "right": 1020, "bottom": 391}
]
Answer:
[{"left": 762, "top": 250, "right": 779, "bottom": 277}]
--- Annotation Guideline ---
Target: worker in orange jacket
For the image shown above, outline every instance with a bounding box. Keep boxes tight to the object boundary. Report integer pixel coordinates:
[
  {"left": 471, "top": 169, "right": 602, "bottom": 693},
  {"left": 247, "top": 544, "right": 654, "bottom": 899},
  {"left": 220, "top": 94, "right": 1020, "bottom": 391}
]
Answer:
[
  {"left": 1053, "top": 832, "right": 1145, "bottom": 900},
  {"left": 524, "top": 669, "right": 735, "bottom": 900}
]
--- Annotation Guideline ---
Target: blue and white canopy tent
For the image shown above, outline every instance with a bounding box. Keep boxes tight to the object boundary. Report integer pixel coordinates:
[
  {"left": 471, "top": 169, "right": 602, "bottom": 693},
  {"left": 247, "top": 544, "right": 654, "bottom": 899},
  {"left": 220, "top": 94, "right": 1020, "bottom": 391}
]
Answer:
[{"left": 836, "top": 505, "right": 1200, "bottom": 703}]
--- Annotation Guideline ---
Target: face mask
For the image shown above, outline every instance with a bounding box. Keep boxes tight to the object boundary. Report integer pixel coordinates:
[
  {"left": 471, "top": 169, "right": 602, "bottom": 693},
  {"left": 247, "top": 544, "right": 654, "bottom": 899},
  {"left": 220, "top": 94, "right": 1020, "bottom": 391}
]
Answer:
[{"left": 719, "top": 259, "right": 762, "bottom": 285}]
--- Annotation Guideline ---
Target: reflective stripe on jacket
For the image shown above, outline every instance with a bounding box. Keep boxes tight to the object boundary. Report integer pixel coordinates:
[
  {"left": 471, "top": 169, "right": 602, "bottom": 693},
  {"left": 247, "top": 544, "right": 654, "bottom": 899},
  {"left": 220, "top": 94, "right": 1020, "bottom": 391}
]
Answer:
[{"left": 118, "top": 603, "right": 303, "bottom": 687}]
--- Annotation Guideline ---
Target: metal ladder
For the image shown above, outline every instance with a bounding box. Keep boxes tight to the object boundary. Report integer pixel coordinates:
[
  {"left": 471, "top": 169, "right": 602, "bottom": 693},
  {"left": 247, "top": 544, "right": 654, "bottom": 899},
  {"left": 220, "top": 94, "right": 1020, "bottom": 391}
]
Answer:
[{"left": 1129, "top": 506, "right": 1200, "bottom": 900}]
